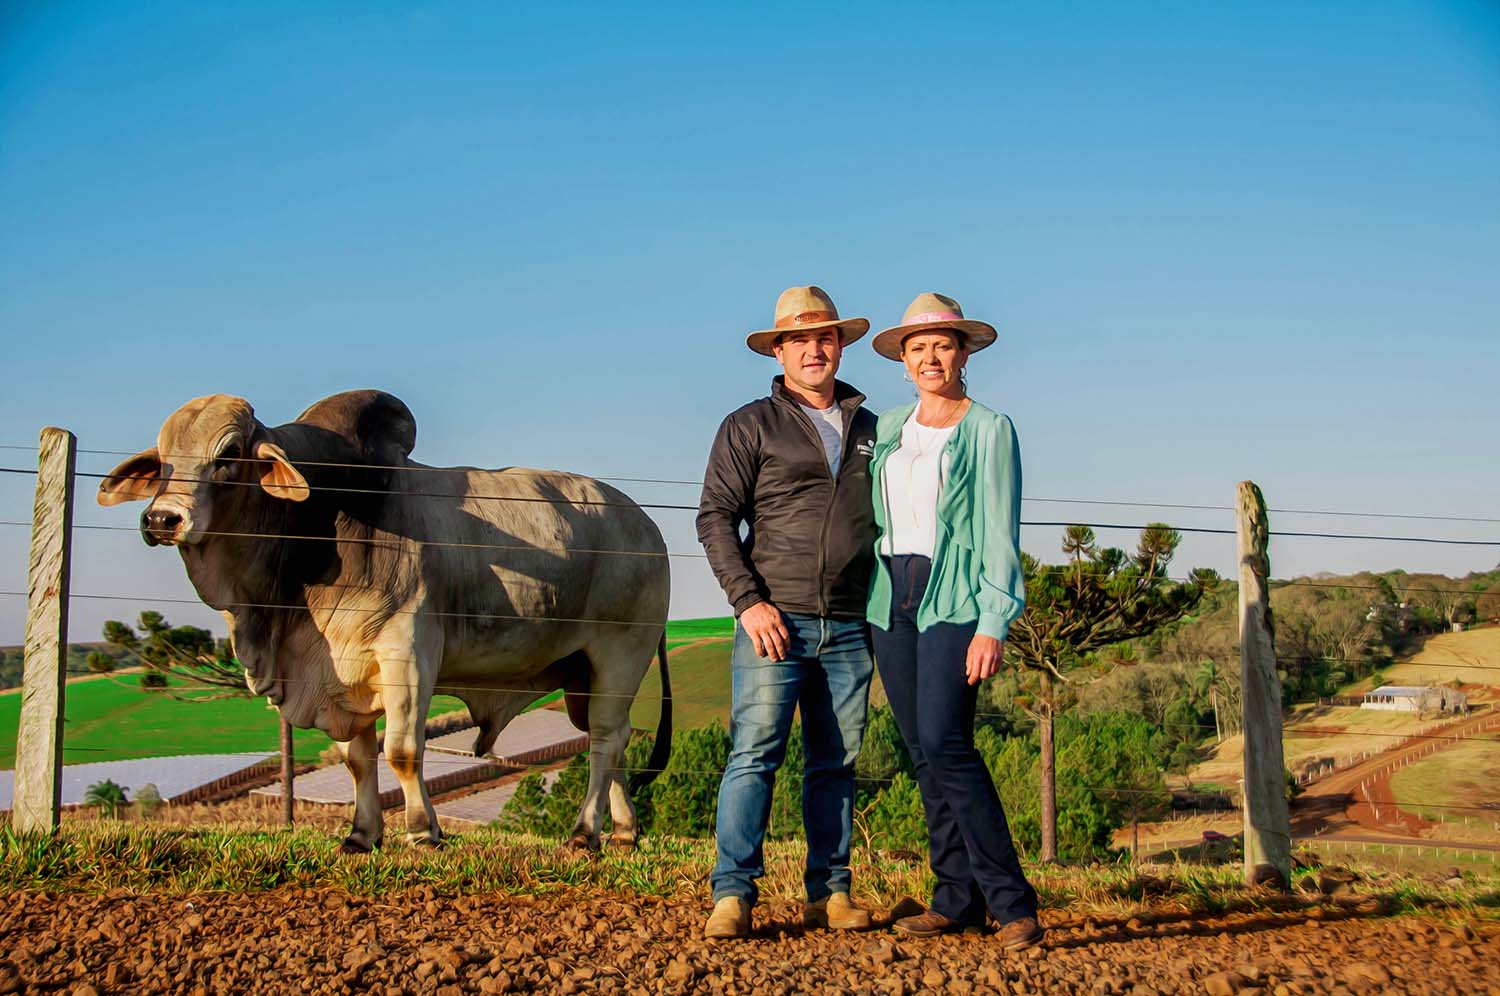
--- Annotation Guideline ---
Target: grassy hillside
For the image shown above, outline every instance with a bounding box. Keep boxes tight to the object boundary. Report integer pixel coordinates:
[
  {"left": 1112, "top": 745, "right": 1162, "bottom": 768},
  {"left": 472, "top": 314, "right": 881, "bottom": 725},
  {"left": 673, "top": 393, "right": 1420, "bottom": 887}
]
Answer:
[
  {"left": 1189, "top": 702, "right": 1462, "bottom": 786},
  {"left": 0, "top": 617, "right": 736, "bottom": 769},
  {"left": 0, "top": 673, "right": 468, "bottom": 769},
  {"left": 1388, "top": 737, "right": 1500, "bottom": 828},
  {"left": 1384, "top": 626, "right": 1500, "bottom": 688}
]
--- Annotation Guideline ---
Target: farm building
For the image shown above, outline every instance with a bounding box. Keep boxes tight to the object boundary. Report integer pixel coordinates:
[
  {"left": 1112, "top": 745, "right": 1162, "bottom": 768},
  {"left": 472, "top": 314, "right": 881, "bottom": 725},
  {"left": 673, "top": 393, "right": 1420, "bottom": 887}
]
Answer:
[{"left": 1360, "top": 685, "right": 1467, "bottom": 715}]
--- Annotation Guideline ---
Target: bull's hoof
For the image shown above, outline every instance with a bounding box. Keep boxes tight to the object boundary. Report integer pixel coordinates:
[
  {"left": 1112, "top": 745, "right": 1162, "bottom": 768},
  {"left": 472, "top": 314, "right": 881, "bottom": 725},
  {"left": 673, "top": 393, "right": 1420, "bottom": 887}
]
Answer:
[
  {"left": 605, "top": 832, "right": 638, "bottom": 852},
  {"left": 338, "top": 836, "right": 379, "bottom": 855},
  {"left": 563, "top": 832, "right": 601, "bottom": 853}
]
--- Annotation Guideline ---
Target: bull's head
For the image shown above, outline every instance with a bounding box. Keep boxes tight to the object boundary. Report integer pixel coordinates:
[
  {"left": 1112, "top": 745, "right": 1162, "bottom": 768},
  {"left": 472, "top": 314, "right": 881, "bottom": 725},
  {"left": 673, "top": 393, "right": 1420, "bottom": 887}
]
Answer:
[{"left": 97, "top": 394, "right": 310, "bottom": 545}]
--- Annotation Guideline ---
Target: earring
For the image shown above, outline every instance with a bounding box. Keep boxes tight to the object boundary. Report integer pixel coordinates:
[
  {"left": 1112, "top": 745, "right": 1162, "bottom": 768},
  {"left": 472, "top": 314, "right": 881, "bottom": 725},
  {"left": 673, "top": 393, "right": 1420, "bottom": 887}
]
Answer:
[{"left": 902, "top": 370, "right": 913, "bottom": 383}]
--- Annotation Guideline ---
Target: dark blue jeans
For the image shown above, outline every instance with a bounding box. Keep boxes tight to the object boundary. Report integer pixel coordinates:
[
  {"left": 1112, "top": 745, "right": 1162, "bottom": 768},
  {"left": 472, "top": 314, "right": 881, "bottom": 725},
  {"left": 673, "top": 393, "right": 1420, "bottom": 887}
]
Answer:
[
  {"left": 711, "top": 613, "right": 873, "bottom": 906},
  {"left": 871, "top": 554, "right": 1038, "bottom": 925}
]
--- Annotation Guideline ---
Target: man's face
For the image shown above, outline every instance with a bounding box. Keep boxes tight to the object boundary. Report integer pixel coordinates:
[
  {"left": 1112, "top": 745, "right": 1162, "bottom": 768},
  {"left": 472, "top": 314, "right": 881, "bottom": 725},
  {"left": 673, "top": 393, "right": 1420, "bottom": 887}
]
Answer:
[{"left": 773, "top": 327, "right": 843, "bottom": 396}]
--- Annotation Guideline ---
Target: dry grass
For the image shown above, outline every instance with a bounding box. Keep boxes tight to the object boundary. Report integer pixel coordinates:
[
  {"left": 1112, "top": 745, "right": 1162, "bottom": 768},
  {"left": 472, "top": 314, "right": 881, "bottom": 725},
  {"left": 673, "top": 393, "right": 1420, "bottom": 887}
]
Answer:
[
  {"left": 1386, "top": 627, "right": 1500, "bottom": 689},
  {"left": 1, "top": 821, "right": 1495, "bottom": 924},
  {"left": 1189, "top": 703, "right": 1451, "bottom": 785},
  {"left": 1388, "top": 738, "right": 1500, "bottom": 843}
]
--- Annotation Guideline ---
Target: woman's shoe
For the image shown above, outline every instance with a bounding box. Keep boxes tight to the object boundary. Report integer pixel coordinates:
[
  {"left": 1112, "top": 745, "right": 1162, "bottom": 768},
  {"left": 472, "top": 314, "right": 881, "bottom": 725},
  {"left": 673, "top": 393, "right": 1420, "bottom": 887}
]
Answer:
[
  {"left": 892, "top": 909, "right": 983, "bottom": 937},
  {"left": 999, "top": 915, "right": 1045, "bottom": 950}
]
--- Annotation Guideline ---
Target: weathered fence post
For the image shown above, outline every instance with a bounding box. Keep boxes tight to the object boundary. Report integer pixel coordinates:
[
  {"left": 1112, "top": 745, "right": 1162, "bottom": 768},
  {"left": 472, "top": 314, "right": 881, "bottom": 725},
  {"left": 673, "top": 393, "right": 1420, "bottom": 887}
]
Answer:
[
  {"left": 1237, "top": 480, "right": 1291, "bottom": 887},
  {"left": 12, "top": 428, "right": 77, "bottom": 833},
  {"left": 280, "top": 715, "right": 295, "bottom": 826}
]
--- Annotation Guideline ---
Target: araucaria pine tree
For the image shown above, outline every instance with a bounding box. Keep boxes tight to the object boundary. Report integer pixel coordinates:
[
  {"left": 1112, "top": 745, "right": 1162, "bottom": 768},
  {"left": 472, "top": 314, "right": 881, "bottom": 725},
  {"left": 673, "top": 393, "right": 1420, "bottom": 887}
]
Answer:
[{"left": 1007, "top": 524, "right": 1215, "bottom": 862}]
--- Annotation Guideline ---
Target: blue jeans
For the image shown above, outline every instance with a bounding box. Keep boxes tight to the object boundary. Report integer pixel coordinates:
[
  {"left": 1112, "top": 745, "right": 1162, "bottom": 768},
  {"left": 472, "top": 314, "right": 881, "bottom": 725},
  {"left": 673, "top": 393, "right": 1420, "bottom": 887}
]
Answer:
[
  {"left": 871, "top": 554, "right": 1039, "bottom": 925},
  {"left": 711, "top": 612, "right": 873, "bottom": 906}
]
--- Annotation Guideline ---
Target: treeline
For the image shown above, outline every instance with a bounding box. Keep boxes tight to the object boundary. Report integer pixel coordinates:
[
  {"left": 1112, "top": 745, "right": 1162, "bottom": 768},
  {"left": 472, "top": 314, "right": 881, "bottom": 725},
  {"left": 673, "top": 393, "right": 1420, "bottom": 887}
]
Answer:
[
  {"left": 1054, "top": 568, "right": 1500, "bottom": 734},
  {"left": 0, "top": 643, "right": 130, "bottom": 689},
  {"left": 502, "top": 705, "right": 1174, "bottom": 862}
]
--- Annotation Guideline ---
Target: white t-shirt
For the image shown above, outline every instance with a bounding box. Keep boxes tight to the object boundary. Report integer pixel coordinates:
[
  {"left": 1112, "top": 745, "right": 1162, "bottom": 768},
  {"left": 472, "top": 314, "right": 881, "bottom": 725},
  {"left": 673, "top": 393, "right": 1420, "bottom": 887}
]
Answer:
[
  {"left": 881, "top": 412, "right": 958, "bottom": 557},
  {"left": 799, "top": 403, "right": 845, "bottom": 474}
]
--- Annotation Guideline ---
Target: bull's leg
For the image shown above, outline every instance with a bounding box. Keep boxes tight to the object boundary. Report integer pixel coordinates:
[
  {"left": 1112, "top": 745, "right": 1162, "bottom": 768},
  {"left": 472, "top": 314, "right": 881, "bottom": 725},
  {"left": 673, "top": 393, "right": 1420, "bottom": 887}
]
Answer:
[
  {"left": 375, "top": 630, "right": 444, "bottom": 848},
  {"left": 606, "top": 771, "right": 638, "bottom": 850},
  {"left": 339, "top": 725, "right": 383, "bottom": 854},
  {"left": 382, "top": 676, "right": 442, "bottom": 848},
  {"left": 568, "top": 696, "right": 634, "bottom": 851}
]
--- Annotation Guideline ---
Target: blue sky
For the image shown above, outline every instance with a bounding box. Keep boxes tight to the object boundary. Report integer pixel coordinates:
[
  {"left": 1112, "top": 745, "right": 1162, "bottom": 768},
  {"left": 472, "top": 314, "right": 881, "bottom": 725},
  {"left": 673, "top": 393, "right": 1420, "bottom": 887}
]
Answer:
[{"left": 2, "top": 1, "right": 1498, "bottom": 644}]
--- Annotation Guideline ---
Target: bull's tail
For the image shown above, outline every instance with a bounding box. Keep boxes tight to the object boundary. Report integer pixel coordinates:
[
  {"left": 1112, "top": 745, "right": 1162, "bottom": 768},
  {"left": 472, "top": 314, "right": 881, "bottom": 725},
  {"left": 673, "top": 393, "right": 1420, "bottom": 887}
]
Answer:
[{"left": 628, "top": 632, "right": 672, "bottom": 796}]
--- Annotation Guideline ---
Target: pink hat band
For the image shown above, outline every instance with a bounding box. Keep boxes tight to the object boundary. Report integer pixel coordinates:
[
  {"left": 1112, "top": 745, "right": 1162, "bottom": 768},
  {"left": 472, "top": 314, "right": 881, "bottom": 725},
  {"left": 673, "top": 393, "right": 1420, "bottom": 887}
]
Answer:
[{"left": 904, "top": 311, "right": 964, "bottom": 325}]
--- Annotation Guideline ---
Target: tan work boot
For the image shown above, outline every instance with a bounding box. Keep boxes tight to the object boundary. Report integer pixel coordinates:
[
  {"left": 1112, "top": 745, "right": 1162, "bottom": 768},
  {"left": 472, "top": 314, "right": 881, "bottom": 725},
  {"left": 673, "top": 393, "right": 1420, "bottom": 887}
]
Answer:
[
  {"left": 704, "top": 896, "right": 752, "bottom": 940},
  {"left": 999, "top": 915, "right": 1045, "bottom": 950},
  {"left": 802, "top": 891, "right": 872, "bottom": 930}
]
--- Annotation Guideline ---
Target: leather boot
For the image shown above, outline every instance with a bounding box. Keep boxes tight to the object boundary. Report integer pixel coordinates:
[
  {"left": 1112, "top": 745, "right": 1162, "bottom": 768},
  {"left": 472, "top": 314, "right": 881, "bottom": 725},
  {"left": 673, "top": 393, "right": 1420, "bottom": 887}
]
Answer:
[
  {"left": 704, "top": 896, "right": 751, "bottom": 940},
  {"left": 802, "top": 892, "right": 872, "bottom": 930}
]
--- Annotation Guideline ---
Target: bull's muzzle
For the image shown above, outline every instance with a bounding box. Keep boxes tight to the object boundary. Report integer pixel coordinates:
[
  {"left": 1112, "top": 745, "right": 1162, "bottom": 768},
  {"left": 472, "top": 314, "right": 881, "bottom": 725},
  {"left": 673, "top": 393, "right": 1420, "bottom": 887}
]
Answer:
[{"left": 141, "top": 507, "right": 183, "bottom": 546}]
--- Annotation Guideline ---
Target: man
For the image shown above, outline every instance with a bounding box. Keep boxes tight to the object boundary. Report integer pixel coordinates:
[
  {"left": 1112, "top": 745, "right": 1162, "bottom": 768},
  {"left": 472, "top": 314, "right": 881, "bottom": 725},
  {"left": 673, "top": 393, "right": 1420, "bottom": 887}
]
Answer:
[{"left": 696, "top": 285, "right": 879, "bottom": 940}]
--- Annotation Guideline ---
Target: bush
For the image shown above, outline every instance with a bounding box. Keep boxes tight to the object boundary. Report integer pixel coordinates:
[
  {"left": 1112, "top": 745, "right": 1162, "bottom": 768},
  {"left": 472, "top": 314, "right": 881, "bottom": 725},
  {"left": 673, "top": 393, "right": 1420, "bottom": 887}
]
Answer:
[
  {"left": 134, "top": 783, "right": 164, "bottom": 819},
  {"left": 861, "top": 772, "right": 927, "bottom": 853},
  {"left": 83, "top": 780, "right": 129, "bottom": 819}
]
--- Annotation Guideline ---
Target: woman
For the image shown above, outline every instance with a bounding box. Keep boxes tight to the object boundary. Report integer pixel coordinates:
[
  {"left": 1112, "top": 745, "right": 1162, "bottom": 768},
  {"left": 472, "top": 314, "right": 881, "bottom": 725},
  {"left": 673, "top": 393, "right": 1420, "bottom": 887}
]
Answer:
[{"left": 866, "top": 292, "right": 1043, "bottom": 948}]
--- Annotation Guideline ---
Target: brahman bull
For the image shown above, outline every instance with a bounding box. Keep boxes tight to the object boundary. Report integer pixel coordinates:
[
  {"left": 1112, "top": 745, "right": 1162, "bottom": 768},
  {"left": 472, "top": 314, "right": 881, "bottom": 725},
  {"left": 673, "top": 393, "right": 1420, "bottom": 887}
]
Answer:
[{"left": 99, "top": 390, "right": 671, "bottom": 852}]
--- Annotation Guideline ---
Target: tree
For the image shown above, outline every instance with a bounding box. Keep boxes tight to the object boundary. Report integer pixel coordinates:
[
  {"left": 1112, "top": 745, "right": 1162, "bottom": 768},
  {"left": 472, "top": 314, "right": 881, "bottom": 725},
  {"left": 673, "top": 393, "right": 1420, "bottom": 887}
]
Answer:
[
  {"left": 1006, "top": 524, "right": 1214, "bottom": 862},
  {"left": 103, "top": 612, "right": 242, "bottom": 699},
  {"left": 83, "top": 779, "right": 129, "bottom": 819},
  {"left": 134, "top": 782, "right": 165, "bottom": 819},
  {"left": 1477, "top": 584, "right": 1500, "bottom": 625},
  {"left": 104, "top": 611, "right": 297, "bottom": 823},
  {"left": 1194, "top": 660, "right": 1223, "bottom": 743},
  {"left": 85, "top": 651, "right": 116, "bottom": 674}
]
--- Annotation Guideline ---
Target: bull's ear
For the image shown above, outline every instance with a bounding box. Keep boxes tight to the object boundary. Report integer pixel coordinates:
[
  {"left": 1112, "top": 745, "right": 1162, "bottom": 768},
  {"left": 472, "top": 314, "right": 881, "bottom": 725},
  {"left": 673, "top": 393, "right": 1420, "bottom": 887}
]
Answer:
[
  {"left": 98, "top": 448, "right": 163, "bottom": 506},
  {"left": 253, "top": 441, "right": 310, "bottom": 502}
]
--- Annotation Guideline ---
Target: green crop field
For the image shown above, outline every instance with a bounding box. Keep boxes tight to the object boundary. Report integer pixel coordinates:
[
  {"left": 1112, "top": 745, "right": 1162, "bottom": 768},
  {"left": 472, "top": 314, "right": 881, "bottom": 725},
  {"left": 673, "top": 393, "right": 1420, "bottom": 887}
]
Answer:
[
  {"left": 1388, "top": 737, "right": 1500, "bottom": 828},
  {"left": 0, "top": 618, "right": 735, "bottom": 769}
]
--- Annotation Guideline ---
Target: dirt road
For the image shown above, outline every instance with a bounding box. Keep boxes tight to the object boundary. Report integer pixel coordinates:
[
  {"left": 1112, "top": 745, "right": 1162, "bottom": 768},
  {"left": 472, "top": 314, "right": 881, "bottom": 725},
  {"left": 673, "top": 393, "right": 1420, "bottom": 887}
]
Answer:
[
  {"left": 1, "top": 888, "right": 1496, "bottom": 995},
  {"left": 1294, "top": 708, "right": 1500, "bottom": 841}
]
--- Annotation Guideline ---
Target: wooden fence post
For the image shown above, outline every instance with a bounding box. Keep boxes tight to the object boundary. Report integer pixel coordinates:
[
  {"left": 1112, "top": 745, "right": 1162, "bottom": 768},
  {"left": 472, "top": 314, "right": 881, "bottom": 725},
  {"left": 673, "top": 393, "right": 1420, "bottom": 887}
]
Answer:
[
  {"left": 12, "top": 428, "right": 77, "bottom": 833},
  {"left": 280, "top": 715, "right": 295, "bottom": 826},
  {"left": 1237, "top": 480, "right": 1291, "bottom": 887}
]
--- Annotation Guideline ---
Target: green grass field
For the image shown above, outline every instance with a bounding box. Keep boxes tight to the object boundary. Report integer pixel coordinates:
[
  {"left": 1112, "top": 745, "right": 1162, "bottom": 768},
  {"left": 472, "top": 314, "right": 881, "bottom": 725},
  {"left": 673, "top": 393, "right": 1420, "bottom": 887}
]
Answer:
[
  {"left": 1388, "top": 738, "right": 1500, "bottom": 828},
  {"left": 0, "top": 618, "right": 734, "bottom": 769}
]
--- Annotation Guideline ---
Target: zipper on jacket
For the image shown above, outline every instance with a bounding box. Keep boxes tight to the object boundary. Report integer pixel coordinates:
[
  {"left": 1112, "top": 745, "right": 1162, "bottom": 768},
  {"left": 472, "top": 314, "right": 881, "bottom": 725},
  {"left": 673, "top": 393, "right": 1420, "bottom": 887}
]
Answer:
[{"left": 783, "top": 394, "right": 843, "bottom": 618}]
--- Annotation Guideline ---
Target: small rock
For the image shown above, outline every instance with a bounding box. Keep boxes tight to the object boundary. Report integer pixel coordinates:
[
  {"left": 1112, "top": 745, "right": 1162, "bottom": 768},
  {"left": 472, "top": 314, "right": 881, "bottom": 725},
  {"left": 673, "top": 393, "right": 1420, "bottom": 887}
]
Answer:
[
  {"left": 73, "top": 987, "right": 100, "bottom": 996},
  {"left": 664, "top": 959, "right": 693, "bottom": 986},
  {"left": 863, "top": 940, "right": 898, "bottom": 965},
  {"left": 1343, "top": 962, "right": 1390, "bottom": 986},
  {"left": 1204, "top": 971, "right": 1245, "bottom": 996},
  {"left": 922, "top": 968, "right": 946, "bottom": 989},
  {"left": 0, "top": 961, "right": 21, "bottom": 996}
]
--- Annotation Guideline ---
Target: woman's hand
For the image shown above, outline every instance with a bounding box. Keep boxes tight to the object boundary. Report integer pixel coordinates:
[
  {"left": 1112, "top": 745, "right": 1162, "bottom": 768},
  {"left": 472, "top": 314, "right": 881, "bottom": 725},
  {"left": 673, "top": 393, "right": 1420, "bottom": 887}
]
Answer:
[{"left": 966, "top": 635, "right": 1004, "bottom": 685}]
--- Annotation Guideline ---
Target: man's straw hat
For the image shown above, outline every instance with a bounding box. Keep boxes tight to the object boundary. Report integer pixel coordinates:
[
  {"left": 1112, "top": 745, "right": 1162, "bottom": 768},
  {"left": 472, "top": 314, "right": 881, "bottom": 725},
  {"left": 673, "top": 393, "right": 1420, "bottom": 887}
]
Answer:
[
  {"left": 871, "top": 292, "right": 997, "bottom": 361},
  {"left": 745, "top": 285, "right": 870, "bottom": 357}
]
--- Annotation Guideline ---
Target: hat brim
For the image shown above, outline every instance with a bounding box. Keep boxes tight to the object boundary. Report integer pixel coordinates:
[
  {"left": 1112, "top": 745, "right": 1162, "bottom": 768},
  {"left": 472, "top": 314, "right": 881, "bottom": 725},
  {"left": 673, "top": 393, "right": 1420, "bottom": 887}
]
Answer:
[
  {"left": 871, "top": 319, "right": 997, "bottom": 361},
  {"left": 746, "top": 318, "right": 870, "bottom": 357}
]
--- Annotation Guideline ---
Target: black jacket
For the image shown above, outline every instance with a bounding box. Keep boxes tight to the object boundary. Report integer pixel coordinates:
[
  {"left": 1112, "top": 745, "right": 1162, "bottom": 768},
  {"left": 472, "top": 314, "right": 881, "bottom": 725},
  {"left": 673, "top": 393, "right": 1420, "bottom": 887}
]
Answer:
[{"left": 696, "top": 377, "right": 878, "bottom": 619}]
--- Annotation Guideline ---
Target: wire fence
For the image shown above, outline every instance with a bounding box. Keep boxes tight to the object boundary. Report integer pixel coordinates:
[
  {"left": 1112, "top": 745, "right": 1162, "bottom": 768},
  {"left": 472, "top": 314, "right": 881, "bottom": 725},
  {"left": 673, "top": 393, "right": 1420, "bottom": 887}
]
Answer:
[{"left": 3, "top": 437, "right": 1499, "bottom": 863}]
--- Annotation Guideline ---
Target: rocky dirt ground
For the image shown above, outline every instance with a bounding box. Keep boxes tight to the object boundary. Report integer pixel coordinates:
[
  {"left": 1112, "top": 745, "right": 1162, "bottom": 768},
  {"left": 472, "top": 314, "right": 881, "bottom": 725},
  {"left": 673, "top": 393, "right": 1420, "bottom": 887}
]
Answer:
[{"left": 1, "top": 888, "right": 1495, "bottom": 996}]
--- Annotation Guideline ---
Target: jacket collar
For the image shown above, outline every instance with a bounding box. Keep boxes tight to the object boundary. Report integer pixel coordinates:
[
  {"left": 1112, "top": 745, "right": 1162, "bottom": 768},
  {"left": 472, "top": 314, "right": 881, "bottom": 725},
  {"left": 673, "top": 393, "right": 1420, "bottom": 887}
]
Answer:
[{"left": 771, "top": 375, "right": 866, "bottom": 412}]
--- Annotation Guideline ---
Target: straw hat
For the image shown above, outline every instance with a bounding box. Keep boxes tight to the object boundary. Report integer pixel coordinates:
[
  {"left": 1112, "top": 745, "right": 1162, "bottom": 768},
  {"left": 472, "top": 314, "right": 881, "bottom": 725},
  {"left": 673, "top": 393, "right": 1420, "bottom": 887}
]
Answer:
[
  {"left": 745, "top": 285, "right": 870, "bottom": 357},
  {"left": 871, "top": 292, "right": 997, "bottom": 361}
]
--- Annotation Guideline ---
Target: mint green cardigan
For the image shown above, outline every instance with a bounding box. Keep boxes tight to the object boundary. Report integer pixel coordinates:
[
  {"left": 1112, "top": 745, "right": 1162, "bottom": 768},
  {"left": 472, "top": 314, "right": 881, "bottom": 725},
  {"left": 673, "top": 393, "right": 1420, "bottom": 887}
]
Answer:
[{"left": 866, "top": 401, "right": 1026, "bottom": 640}]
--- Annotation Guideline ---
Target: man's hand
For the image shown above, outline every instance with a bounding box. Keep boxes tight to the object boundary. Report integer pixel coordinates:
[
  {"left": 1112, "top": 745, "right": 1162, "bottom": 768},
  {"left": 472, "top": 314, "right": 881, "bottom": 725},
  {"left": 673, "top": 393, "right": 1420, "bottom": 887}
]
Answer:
[
  {"left": 740, "top": 601, "right": 790, "bottom": 662},
  {"left": 966, "top": 635, "right": 1004, "bottom": 685}
]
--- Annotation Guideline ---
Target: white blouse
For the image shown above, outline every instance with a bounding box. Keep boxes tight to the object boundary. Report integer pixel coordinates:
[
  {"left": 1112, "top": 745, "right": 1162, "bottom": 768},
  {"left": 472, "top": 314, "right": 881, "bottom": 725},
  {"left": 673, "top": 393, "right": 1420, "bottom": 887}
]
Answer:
[{"left": 880, "top": 411, "right": 957, "bottom": 557}]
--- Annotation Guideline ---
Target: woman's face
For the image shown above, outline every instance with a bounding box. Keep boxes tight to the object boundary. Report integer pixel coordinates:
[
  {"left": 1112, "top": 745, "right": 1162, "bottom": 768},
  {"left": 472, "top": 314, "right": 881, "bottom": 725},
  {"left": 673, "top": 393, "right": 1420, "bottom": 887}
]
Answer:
[{"left": 901, "top": 331, "right": 968, "bottom": 394}]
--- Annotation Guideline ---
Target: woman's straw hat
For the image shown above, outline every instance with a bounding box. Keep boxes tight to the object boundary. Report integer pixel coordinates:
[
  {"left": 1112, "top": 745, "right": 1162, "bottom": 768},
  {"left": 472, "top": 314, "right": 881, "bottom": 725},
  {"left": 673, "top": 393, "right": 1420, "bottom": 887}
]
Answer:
[
  {"left": 745, "top": 285, "right": 870, "bottom": 357},
  {"left": 871, "top": 292, "right": 997, "bottom": 361}
]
